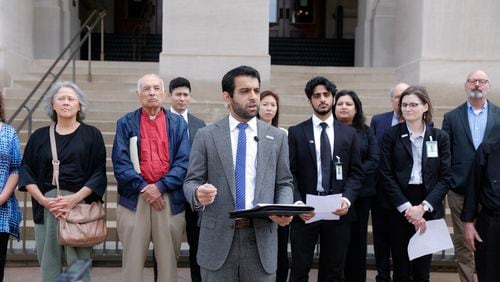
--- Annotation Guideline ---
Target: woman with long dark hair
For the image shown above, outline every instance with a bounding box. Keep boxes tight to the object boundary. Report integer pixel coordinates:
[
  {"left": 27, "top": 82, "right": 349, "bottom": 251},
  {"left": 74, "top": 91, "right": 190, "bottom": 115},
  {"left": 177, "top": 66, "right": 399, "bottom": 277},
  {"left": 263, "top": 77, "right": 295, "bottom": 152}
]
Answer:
[
  {"left": 334, "top": 90, "right": 379, "bottom": 282},
  {"left": 258, "top": 90, "right": 289, "bottom": 282}
]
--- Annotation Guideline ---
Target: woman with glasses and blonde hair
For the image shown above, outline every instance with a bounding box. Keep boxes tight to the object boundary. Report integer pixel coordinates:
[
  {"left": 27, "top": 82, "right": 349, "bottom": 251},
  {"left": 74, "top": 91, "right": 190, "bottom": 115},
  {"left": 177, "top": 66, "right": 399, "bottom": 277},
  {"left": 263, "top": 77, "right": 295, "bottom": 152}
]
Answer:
[{"left": 379, "top": 86, "right": 451, "bottom": 282}]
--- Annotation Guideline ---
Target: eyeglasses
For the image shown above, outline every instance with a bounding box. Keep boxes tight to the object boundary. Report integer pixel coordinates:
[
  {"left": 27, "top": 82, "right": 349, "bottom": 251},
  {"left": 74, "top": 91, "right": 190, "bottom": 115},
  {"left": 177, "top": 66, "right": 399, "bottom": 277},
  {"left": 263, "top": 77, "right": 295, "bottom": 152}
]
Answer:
[
  {"left": 55, "top": 95, "right": 78, "bottom": 102},
  {"left": 401, "top": 102, "right": 422, "bottom": 109},
  {"left": 466, "top": 79, "right": 489, "bottom": 85}
]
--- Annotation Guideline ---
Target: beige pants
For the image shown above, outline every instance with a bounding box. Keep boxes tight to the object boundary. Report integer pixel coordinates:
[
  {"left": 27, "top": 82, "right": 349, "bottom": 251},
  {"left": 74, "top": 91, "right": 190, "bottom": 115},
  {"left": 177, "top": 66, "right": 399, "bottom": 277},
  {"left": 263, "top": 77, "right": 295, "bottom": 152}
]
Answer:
[
  {"left": 117, "top": 194, "right": 185, "bottom": 282},
  {"left": 448, "top": 190, "right": 476, "bottom": 282}
]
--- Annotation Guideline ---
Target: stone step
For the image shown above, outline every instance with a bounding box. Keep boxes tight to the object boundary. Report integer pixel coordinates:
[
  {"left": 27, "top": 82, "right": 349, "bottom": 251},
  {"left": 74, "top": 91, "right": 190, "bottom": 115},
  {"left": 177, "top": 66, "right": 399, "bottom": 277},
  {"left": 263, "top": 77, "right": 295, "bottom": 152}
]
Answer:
[{"left": 27, "top": 59, "right": 159, "bottom": 75}]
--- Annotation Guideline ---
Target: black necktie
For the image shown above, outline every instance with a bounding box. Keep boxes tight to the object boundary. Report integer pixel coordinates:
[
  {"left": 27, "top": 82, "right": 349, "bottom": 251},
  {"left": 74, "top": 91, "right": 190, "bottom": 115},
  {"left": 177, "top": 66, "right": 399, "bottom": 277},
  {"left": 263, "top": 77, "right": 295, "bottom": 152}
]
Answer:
[{"left": 320, "top": 122, "right": 332, "bottom": 193}]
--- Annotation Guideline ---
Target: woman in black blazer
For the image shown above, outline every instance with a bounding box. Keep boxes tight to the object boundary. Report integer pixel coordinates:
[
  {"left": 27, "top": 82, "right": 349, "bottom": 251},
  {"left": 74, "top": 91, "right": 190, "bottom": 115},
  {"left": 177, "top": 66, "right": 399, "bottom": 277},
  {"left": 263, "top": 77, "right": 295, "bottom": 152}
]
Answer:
[
  {"left": 334, "top": 90, "right": 379, "bottom": 282},
  {"left": 379, "top": 86, "right": 452, "bottom": 282}
]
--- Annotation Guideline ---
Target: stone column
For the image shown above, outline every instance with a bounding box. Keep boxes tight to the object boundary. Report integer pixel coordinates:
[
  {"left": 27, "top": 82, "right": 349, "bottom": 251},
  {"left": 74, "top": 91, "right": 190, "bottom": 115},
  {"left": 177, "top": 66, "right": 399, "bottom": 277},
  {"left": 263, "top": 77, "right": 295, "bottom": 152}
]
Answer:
[
  {"left": 159, "top": 0, "right": 271, "bottom": 102},
  {"left": 0, "top": 1, "right": 34, "bottom": 88},
  {"left": 33, "top": 0, "right": 64, "bottom": 59},
  {"left": 396, "top": 0, "right": 500, "bottom": 106}
]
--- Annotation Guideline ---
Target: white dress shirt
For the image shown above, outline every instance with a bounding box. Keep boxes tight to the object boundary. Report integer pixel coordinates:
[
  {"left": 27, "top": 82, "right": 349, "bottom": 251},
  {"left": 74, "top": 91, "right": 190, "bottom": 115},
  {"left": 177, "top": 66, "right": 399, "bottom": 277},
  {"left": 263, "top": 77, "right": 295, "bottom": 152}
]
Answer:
[
  {"left": 229, "top": 114, "right": 258, "bottom": 209},
  {"left": 312, "top": 114, "right": 334, "bottom": 193}
]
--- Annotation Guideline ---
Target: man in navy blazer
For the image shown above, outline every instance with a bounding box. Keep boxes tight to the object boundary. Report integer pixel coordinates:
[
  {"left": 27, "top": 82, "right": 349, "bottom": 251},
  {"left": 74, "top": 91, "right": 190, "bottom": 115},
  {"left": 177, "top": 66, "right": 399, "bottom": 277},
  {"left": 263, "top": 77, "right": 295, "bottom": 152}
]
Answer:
[
  {"left": 369, "top": 82, "right": 408, "bottom": 282},
  {"left": 442, "top": 69, "right": 500, "bottom": 282},
  {"left": 288, "top": 76, "right": 363, "bottom": 282}
]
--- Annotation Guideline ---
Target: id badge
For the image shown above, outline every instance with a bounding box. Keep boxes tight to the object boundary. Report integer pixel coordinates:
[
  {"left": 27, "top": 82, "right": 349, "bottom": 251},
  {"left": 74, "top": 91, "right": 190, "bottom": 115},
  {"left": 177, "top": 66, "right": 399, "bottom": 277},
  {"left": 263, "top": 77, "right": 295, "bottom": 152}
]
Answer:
[
  {"left": 335, "top": 156, "right": 343, "bottom": 180},
  {"left": 426, "top": 137, "right": 438, "bottom": 158}
]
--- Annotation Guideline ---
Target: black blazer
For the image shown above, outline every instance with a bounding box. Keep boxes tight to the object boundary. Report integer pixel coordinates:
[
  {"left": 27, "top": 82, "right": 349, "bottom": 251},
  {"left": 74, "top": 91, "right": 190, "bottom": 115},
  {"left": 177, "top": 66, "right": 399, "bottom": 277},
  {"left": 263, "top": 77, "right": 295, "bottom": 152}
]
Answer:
[
  {"left": 379, "top": 123, "right": 452, "bottom": 219},
  {"left": 187, "top": 113, "right": 206, "bottom": 146},
  {"left": 356, "top": 126, "right": 379, "bottom": 197},
  {"left": 288, "top": 118, "right": 364, "bottom": 222},
  {"left": 442, "top": 101, "right": 500, "bottom": 194}
]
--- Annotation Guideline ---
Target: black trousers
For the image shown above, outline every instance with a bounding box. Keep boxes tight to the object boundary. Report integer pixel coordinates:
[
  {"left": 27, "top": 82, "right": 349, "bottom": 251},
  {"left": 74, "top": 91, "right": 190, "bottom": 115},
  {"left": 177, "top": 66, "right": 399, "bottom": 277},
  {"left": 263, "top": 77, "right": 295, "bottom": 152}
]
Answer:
[
  {"left": 289, "top": 219, "right": 350, "bottom": 282},
  {"left": 344, "top": 196, "right": 372, "bottom": 282},
  {"left": 372, "top": 203, "right": 394, "bottom": 282},
  {"left": 390, "top": 185, "right": 432, "bottom": 282},
  {"left": 0, "top": 232, "right": 9, "bottom": 282},
  {"left": 475, "top": 211, "right": 500, "bottom": 282},
  {"left": 184, "top": 203, "right": 202, "bottom": 282},
  {"left": 276, "top": 225, "right": 289, "bottom": 282}
]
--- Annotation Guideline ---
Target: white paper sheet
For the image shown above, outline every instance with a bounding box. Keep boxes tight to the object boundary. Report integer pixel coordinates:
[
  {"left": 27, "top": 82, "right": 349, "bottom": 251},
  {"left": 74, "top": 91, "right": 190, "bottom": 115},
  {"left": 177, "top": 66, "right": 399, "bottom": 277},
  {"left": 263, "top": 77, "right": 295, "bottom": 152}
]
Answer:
[
  {"left": 305, "top": 193, "right": 342, "bottom": 224},
  {"left": 129, "top": 136, "right": 141, "bottom": 174},
  {"left": 407, "top": 218, "right": 453, "bottom": 261}
]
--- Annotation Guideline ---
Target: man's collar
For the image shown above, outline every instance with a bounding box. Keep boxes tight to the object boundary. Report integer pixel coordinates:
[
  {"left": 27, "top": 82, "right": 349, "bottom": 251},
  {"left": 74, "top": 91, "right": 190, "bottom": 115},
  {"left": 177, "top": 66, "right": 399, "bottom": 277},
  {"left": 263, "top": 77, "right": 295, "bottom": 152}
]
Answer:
[
  {"left": 467, "top": 100, "right": 488, "bottom": 111},
  {"left": 229, "top": 114, "right": 257, "bottom": 132},
  {"left": 170, "top": 107, "right": 188, "bottom": 121},
  {"left": 141, "top": 107, "right": 165, "bottom": 120},
  {"left": 312, "top": 114, "right": 334, "bottom": 128}
]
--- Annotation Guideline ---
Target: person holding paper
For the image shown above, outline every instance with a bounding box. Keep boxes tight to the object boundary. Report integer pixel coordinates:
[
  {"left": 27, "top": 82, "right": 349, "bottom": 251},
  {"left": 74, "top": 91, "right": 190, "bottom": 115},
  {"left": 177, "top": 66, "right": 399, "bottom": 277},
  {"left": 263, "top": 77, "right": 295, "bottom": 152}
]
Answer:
[
  {"left": 112, "top": 74, "right": 190, "bottom": 282},
  {"left": 183, "top": 66, "right": 293, "bottom": 281},
  {"left": 379, "top": 86, "right": 452, "bottom": 282},
  {"left": 288, "top": 76, "right": 364, "bottom": 282},
  {"left": 461, "top": 128, "right": 500, "bottom": 282},
  {"left": 334, "top": 90, "right": 379, "bottom": 282}
]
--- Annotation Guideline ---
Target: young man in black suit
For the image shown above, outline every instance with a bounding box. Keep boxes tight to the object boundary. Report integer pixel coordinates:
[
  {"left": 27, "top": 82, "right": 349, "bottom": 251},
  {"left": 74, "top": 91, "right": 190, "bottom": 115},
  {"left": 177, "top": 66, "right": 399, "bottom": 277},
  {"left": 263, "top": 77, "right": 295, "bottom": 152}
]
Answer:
[
  {"left": 153, "top": 77, "right": 207, "bottom": 282},
  {"left": 168, "top": 77, "right": 206, "bottom": 282},
  {"left": 288, "top": 76, "right": 364, "bottom": 282}
]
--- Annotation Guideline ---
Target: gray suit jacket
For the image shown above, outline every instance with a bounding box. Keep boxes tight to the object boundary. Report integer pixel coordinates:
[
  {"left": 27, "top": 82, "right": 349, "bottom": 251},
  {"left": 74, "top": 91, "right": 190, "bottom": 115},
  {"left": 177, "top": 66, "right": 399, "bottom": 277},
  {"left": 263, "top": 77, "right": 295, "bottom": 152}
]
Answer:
[
  {"left": 442, "top": 101, "right": 500, "bottom": 194},
  {"left": 183, "top": 116, "right": 293, "bottom": 274}
]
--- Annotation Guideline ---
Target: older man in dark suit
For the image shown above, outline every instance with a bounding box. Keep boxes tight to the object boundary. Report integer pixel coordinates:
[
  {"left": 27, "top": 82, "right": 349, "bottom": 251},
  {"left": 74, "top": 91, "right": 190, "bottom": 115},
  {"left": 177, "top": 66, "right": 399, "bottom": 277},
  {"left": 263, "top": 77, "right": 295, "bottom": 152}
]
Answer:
[
  {"left": 369, "top": 82, "right": 409, "bottom": 282},
  {"left": 442, "top": 69, "right": 500, "bottom": 282},
  {"left": 288, "top": 76, "right": 364, "bottom": 282},
  {"left": 184, "top": 66, "right": 293, "bottom": 281}
]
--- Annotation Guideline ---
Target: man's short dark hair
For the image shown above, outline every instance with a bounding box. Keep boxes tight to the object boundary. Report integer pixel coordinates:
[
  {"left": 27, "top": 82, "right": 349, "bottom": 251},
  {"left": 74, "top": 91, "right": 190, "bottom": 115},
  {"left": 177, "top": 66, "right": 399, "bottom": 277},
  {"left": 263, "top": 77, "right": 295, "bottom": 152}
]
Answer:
[
  {"left": 169, "top": 77, "right": 191, "bottom": 94},
  {"left": 304, "top": 76, "right": 337, "bottom": 100},
  {"left": 222, "top": 65, "right": 261, "bottom": 97}
]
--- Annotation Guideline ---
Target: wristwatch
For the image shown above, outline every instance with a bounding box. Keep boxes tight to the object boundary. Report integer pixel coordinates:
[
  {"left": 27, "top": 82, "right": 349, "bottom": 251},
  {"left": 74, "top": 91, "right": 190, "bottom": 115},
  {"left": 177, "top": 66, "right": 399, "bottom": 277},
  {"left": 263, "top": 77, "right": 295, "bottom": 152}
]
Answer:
[{"left": 421, "top": 203, "right": 430, "bottom": 212}]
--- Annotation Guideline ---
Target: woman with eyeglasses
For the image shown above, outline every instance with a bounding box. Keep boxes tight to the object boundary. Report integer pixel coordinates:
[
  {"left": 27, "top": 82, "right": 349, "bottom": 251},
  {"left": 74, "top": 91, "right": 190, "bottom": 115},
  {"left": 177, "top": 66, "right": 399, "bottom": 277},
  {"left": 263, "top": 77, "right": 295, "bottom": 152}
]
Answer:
[
  {"left": 379, "top": 86, "right": 452, "bottom": 282},
  {"left": 18, "top": 81, "right": 107, "bottom": 282}
]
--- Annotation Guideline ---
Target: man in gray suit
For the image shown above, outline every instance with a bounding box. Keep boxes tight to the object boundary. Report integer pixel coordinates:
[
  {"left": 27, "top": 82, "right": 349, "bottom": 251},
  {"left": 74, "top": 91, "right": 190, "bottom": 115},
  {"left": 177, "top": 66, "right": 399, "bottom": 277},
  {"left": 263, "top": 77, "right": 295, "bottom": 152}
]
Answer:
[
  {"left": 184, "top": 65, "right": 294, "bottom": 281},
  {"left": 442, "top": 69, "right": 500, "bottom": 282}
]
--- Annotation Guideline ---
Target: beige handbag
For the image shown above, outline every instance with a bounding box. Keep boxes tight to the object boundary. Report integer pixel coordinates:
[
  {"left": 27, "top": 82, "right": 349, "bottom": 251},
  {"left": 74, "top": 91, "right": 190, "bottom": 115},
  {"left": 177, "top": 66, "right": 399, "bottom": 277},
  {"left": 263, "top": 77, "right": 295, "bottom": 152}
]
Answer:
[{"left": 50, "top": 124, "right": 107, "bottom": 247}]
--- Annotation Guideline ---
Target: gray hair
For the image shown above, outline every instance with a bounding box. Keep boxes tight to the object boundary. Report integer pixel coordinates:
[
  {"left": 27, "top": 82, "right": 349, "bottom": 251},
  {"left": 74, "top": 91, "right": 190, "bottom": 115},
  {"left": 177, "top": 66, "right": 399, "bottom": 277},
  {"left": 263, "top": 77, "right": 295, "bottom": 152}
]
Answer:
[
  {"left": 44, "top": 81, "right": 88, "bottom": 122},
  {"left": 137, "top": 74, "right": 165, "bottom": 93}
]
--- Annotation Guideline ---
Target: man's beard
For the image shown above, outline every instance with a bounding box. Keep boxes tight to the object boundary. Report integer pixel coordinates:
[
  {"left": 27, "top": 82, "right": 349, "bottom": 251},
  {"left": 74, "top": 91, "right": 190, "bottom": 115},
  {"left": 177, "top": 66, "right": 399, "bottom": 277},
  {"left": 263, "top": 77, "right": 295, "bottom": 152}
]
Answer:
[
  {"left": 468, "top": 90, "right": 486, "bottom": 99},
  {"left": 313, "top": 104, "right": 332, "bottom": 116}
]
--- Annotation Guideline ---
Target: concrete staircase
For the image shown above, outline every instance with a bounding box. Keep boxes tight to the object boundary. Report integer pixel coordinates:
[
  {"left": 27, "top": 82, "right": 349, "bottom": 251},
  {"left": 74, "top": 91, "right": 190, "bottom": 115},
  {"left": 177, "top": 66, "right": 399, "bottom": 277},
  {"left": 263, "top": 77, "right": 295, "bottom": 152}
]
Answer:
[{"left": 2, "top": 59, "right": 455, "bottom": 265}]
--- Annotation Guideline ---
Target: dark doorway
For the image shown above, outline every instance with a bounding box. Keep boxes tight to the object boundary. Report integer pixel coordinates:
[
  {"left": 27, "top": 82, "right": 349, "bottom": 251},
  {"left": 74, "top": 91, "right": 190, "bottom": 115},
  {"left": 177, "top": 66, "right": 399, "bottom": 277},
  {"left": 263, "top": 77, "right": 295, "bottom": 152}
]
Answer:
[{"left": 270, "top": 0, "right": 326, "bottom": 38}]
